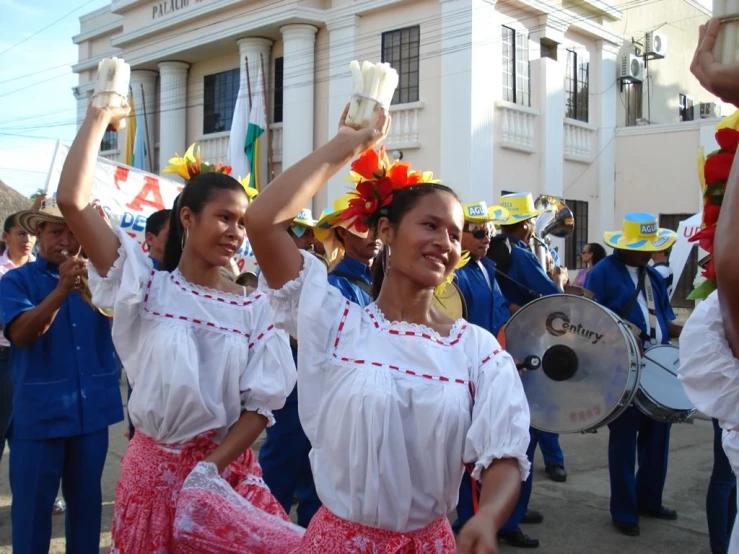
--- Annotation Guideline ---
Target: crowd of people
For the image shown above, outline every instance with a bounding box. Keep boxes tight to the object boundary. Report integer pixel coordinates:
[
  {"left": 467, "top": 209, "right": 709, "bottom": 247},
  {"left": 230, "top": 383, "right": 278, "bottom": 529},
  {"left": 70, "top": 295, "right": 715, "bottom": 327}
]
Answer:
[{"left": 0, "top": 16, "right": 736, "bottom": 554}]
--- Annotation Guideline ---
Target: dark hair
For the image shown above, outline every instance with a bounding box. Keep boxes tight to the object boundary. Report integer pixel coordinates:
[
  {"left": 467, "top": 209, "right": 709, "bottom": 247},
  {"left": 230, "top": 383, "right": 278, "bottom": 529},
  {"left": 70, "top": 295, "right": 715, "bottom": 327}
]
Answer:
[
  {"left": 146, "top": 209, "right": 171, "bottom": 236},
  {"left": 370, "top": 183, "right": 459, "bottom": 299},
  {"left": 3, "top": 212, "right": 21, "bottom": 234},
  {"left": 162, "top": 173, "right": 246, "bottom": 272},
  {"left": 587, "top": 242, "right": 607, "bottom": 265}
]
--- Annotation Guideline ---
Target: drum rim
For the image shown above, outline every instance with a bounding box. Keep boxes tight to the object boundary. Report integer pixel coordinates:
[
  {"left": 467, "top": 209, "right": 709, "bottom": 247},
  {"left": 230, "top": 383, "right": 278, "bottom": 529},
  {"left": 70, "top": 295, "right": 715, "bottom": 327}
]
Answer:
[{"left": 637, "top": 344, "right": 696, "bottom": 418}]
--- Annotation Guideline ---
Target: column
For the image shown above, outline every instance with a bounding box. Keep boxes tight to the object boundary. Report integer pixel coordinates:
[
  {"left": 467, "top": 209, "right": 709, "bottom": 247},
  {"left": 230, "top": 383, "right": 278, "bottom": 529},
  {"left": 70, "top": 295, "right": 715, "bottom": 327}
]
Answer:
[
  {"left": 130, "top": 69, "right": 158, "bottom": 171},
  {"left": 439, "top": 0, "right": 499, "bottom": 204},
  {"left": 158, "top": 61, "right": 189, "bottom": 179},
  {"left": 280, "top": 24, "right": 317, "bottom": 169},
  {"left": 236, "top": 37, "right": 272, "bottom": 101},
  {"left": 324, "top": 15, "right": 359, "bottom": 206},
  {"left": 596, "top": 41, "right": 619, "bottom": 238}
]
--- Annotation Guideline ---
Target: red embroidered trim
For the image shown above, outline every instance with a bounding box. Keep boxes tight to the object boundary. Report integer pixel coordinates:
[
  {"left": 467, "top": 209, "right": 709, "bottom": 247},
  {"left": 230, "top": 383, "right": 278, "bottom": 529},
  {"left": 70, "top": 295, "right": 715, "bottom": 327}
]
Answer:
[
  {"left": 364, "top": 306, "right": 468, "bottom": 346},
  {"left": 169, "top": 273, "right": 262, "bottom": 306},
  {"left": 143, "top": 272, "right": 274, "bottom": 348},
  {"left": 332, "top": 352, "right": 472, "bottom": 385},
  {"left": 480, "top": 350, "right": 502, "bottom": 366}
]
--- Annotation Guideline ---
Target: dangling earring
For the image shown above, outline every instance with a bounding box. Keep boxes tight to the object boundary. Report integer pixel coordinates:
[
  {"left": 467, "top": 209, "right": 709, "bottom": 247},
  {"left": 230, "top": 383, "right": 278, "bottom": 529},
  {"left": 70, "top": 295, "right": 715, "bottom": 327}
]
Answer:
[
  {"left": 181, "top": 227, "right": 189, "bottom": 250},
  {"left": 384, "top": 245, "right": 391, "bottom": 276}
]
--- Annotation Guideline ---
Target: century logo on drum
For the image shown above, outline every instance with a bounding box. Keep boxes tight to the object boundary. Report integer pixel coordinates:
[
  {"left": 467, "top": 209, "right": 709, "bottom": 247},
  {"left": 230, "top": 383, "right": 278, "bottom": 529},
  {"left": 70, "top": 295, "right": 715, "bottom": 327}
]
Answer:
[{"left": 545, "top": 312, "right": 604, "bottom": 344}]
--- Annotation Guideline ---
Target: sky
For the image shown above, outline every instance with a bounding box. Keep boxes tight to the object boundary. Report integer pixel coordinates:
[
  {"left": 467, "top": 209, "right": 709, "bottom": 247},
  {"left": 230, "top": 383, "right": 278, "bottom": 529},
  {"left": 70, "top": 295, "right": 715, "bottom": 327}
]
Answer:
[{"left": 0, "top": 0, "right": 110, "bottom": 198}]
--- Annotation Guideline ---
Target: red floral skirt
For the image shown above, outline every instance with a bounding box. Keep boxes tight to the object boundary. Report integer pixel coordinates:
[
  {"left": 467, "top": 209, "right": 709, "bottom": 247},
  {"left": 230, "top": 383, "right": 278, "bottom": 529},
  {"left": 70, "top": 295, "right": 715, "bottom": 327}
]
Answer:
[
  {"left": 109, "top": 431, "right": 303, "bottom": 554},
  {"left": 300, "top": 507, "right": 457, "bottom": 553}
]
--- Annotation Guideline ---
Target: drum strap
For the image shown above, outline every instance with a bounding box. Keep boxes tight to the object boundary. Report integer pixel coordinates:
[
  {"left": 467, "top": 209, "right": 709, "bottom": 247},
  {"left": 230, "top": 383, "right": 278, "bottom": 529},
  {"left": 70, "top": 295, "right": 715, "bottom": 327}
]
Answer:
[
  {"left": 643, "top": 270, "right": 658, "bottom": 343},
  {"left": 329, "top": 271, "right": 373, "bottom": 296}
]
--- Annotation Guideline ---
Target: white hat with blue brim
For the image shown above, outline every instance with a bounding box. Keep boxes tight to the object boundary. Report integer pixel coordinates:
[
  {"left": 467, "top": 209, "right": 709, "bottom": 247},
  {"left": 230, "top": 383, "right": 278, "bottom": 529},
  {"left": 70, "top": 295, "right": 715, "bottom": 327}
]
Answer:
[
  {"left": 497, "top": 193, "right": 543, "bottom": 224},
  {"left": 604, "top": 213, "right": 677, "bottom": 252}
]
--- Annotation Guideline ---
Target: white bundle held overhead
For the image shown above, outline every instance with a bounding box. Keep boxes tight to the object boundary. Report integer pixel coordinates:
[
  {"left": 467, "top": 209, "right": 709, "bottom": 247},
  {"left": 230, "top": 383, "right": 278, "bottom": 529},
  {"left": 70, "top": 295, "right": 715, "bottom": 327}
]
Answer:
[
  {"left": 713, "top": 0, "right": 739, "bottom": 64},
  {"left": 92, "top": 57, "right": 131, "bottom": 129},
  {"left": 345, "top": 61, "right": 399, "bottom": 129}
]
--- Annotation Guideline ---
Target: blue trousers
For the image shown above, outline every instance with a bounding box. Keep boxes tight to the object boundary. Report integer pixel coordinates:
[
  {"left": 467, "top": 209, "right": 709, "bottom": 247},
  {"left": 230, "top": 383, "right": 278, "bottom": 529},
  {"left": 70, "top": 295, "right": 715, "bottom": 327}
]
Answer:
[
  {"left": 708, "top": 418, "right": 737, "bottom": 554},
  {"left": 258, "top": 388, "right": 321, "bottom": 528},
  {"left": 9, "top": 427, "right": 109, "bottom": 554},
  {"left": 0, "top": 347, "right": 11, "bottom": 464},
  {"left": 533, "top": 430, "right": 564, "bottom": 466},
  {"left": 608, "top": 406, "right": 670, "bottom": 524}
]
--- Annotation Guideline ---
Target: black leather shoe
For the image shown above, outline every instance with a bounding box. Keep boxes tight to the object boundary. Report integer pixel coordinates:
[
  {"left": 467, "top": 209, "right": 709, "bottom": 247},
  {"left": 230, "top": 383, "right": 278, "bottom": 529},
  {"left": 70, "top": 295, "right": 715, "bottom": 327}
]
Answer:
[
  {"left": 640, "top": 506, "right": 678, "bottom": 520},
  {"left": 545, "top": 464, "right": 567, "bottom": 482},
  {"left": 613, "top": 521, "right": 640, "bottom": 536},
  {"left": 497, "top": 530, "right": 540, "bottom": 548},
  {"left": 522, "top": 510, "right": 544, "bottom": 524}
]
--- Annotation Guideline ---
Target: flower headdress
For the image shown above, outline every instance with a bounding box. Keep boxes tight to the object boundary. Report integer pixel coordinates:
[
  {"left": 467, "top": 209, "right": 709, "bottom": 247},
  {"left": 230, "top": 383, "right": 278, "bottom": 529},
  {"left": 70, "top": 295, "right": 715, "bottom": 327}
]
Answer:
[
  {"left": 688, "top": 110, "right": 739, "bottom": 300},
  {"left": 338, "top": 147, "right": 468, "bottom": 295},
  {"left": 162, "top": 143, "right": 258, "bottom": 199}
]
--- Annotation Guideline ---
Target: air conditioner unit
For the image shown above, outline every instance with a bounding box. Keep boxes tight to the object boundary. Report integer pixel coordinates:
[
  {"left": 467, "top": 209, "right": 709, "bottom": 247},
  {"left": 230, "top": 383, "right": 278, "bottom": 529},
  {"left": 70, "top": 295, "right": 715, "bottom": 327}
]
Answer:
[
  {"left": 620, "top": 54, "right": 644, "bottom": 82},
  {"left": 699, "top": 102, "right": 721, "bottom": 119},
  {"left": 645, "top": 31, "right": 667, "bottom": 58}
]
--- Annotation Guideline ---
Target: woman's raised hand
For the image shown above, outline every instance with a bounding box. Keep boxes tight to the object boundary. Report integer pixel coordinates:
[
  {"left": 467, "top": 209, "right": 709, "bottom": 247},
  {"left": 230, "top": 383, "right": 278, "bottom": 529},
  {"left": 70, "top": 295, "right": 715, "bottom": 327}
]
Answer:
[
  {"left": 87, "top": 102, "right": 131, "bottom": 132},
  {"left": 692, "top": 19, "right": 739, "bottom": 107},
  {"left": 336, "top": 103, "right": 392, "bottom": 156}
]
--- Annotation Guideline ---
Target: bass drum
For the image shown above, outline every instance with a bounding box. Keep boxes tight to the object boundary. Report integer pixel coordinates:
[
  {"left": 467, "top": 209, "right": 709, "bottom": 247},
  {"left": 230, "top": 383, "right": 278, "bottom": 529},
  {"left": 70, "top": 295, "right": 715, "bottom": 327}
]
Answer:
[
  {"left": 635, "top": 345, "right": 696, "bottom": 423},
  {"left": 432, "top": 281, "right": 468, "bottom": 320},
  {"left": 503, "top": 294, "right": 642, "bottom": 433}
]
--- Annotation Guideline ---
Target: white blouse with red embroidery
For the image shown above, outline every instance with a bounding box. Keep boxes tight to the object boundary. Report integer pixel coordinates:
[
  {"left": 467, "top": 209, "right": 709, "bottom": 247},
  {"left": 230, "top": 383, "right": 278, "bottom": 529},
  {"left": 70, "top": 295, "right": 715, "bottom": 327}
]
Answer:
[
  {"left": 87, "top": 228, "right": 296, "bottom": 444},
  {"left": 263, "top": 250, "right": 531, "bottom": 532}
]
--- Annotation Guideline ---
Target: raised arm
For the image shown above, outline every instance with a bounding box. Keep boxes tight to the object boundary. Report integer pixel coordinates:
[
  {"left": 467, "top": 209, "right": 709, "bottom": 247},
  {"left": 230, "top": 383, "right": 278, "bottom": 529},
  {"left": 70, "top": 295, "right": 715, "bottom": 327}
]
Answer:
[
  {"left": 56, "top": 105, "right": 130, "bottom": 277},
  {"left": 245, "top": 106, "right": 390, "bottom": 290}
]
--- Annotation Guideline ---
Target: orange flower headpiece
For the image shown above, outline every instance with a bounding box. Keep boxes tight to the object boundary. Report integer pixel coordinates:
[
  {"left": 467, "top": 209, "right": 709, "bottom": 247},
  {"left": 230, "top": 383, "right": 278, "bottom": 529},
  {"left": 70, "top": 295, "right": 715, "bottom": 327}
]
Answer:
[
  {"left": 339, "top": 147, "right": 438, "bottom": 234},
  {"left": 688, "top": 111, "right": 739, "bottom": 300}
]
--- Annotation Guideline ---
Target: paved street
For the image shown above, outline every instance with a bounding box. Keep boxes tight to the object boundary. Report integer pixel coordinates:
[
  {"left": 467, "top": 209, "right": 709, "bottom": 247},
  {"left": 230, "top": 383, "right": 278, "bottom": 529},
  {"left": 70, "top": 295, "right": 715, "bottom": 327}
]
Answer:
[{"left": 0, "top": 392, "right": 716, "bottom": 553}]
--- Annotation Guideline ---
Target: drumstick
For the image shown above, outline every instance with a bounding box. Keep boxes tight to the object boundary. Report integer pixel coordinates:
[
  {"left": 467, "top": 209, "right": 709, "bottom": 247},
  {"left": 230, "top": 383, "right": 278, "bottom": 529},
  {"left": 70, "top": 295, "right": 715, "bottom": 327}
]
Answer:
[{"left": 643, "top": 354, "right": 678, "bottom": 377}]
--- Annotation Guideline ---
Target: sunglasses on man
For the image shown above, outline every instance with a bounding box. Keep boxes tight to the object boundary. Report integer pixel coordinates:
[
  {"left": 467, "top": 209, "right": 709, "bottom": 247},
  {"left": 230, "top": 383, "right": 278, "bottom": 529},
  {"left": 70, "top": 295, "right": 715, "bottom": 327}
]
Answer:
[{"left": 465, "top": 222, "right": 495, "bottom": 239}]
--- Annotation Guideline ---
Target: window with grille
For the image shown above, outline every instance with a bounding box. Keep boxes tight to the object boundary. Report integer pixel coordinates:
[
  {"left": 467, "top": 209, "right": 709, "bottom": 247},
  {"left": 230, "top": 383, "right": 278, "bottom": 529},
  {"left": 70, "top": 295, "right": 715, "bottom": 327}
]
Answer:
[
  {"left": 659, "top": 213, "right": 697, "bottom": 308},
  {"left": 203, "top": 68, "right": 240, "bottom": 134},
  {"left": 679, "top": 93, "right": 694, "bottom": 122},
  {"left": 381, "top": 25, "right": 420, "bottom": 104},
  {"left": 502, "top": 26, "right": 530, "bottom": 107},
  {"left": 273, "top": 56, "right": 284, "bottom": 124},
  {"left": 564, "top": 199, "right": 589, "bottom": 269},
  {"left": 624, "top": 82, "right": 643, "bottom": 126},
  {"left": 565, "top": 48, "right": 589, "bottom": 122},
  {"left": 101, "top": 130, "right": 118, "bottom": 152}
]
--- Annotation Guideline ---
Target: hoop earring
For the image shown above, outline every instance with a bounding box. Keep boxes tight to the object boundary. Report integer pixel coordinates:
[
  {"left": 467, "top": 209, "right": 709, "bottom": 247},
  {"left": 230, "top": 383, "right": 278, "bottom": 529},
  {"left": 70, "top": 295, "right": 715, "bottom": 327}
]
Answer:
[
  {"left": 181, "top": 227, "right": 189, "bottom": 250},
  {"left": 384, "top": 245, "right": 391, "bottom": 276}
]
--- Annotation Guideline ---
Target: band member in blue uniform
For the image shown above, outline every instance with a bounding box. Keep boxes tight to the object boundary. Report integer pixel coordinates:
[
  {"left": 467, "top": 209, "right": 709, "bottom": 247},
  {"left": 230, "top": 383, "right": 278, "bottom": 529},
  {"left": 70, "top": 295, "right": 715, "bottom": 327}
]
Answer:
[
  {"left": 315, "top": 194, "right": 379, "bottom": 307},
  {"left": 0, "top": 199, "right": 123, "bottom": 554},
  {"left": 453, "top": 201, "right": 515, "bottom": 532},
  {"left": 492, "top": 192, "right": 567, "bottom": 548},
  {"left": 585, "top": 213, "right": 682, "bottom": 537},
  {"left": 258, "top": 208, "right": 321, "bottom": 528}
]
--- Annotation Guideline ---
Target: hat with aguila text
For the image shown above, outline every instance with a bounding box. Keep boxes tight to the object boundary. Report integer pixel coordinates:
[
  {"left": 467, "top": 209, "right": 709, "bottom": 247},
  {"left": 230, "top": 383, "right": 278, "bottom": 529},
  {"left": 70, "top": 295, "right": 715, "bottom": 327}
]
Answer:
[{"left": 604, "top": 213, "right": 676, "bottom": 252}]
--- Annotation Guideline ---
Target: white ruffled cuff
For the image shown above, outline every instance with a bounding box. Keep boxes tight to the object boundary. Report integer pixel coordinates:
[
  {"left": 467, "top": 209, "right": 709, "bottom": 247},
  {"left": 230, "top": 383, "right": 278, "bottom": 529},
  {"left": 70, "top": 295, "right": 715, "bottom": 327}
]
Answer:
[
  {"left": 243, "top": 405, "right": 276, "bottom": 428},
  {"left": 471, "top": 451, "right": 531, "bottom": 483}
]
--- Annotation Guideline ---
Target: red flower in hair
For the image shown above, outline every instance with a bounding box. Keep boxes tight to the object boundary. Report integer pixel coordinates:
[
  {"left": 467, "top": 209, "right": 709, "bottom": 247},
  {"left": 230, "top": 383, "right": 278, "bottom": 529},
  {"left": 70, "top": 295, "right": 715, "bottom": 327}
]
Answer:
[
  {"left": 716, "top": 128, "right": 739, "bottom": 153},
  {"left": 350, "top": 149, "right": 387, "bottom": 180},
  {"left": 703, "top": 201, "right": 722, "bottom": 227},
  {"left": 689, "top": 225, "right": 716, "bottom": 253},
  {"left": 704, "top": 152, "right": 734, "bottom": 184},
  {"left": 340, "top": 178, "right": 393, "bottom": 234}
]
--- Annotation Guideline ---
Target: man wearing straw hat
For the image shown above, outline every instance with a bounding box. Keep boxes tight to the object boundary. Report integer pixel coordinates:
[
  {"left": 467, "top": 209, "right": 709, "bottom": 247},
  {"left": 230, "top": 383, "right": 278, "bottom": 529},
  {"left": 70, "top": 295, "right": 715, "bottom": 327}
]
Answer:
[
  {"left": 493, "top": 192, "right": 567, "bottom": 549},
  {"left": 452, "top": 201, "right": 518, "bottom": 533},
  {"left": 258, "top": 206, "right": 322, "bottom": 528},
  {"left": 585, "top": 212, "right": 682, "bottom": 537},
  {"left": 314, "top": 194, "right": 379, "bottom": 307},
  {"left": 0, "top": 198, "right": 123, "bottom": 554}
]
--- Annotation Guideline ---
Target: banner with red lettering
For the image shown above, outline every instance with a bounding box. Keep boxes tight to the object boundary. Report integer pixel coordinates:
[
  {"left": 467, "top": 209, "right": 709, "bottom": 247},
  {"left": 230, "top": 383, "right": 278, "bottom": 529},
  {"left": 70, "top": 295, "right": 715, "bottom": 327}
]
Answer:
[
  {"left": 44, "top": 142, "right": 257, "bottom": 273},
  {"left": 667, "top": 212, "right": 701, "bottom": 300}
]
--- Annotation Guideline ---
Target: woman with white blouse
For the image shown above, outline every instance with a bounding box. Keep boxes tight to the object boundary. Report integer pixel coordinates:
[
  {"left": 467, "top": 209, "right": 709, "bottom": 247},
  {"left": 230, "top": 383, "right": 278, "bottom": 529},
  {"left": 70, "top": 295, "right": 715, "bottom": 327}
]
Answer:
[
  {"left": 174, "top": 109, "right": 531, "bottom": 553},
  {"left": 55, "top": 104, "right": 303, "bottom": 552}
]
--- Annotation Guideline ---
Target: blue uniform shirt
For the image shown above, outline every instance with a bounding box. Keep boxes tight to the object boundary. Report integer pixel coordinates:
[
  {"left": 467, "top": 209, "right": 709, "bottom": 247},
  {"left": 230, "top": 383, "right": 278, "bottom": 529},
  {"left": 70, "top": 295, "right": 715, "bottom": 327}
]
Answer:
[
  {"left": 454, "top": 257, "right": 510, "bottom": 335},
  {"left": 497, "top": 235, "right": 560, "bottom": 307},
  {"left": 327, "top": 255, "right": 372, "bottom": 308},
  {"left": 0, "top": 257, "right": 123, "bottom": 440},
  {"left": 585, "top": 253, "right": 675, "bottom": 345},
  {"left": 150, "top": 256, "right": 161, "bottom": 270}
]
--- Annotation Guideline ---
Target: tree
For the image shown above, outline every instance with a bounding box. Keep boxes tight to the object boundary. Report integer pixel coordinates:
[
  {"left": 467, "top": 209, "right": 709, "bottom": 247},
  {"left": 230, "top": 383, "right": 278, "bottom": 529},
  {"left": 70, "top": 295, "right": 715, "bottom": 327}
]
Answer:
[{"left": 29, "top": 188, "right": 44, "bottom": 201}]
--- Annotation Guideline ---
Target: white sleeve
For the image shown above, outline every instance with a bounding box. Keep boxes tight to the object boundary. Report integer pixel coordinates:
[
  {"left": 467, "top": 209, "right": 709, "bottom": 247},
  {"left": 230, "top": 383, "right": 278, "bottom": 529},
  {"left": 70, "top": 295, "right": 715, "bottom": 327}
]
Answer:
[
  {"left": 464, "top": 331, "right": 531, "bottom": 482},
  {"left": 87, "top": 226, "right": 154, "bottom": 310},
  {"left": 238, "top": 297, "right": 297, "bottom": 427},
  {"left": 679, "top": 291, "right": 739, "bottom": 429}
]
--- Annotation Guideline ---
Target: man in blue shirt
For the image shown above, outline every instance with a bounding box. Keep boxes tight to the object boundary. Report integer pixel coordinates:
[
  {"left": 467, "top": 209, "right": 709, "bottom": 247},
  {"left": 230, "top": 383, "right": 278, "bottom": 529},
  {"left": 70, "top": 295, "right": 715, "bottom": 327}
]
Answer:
[
  {"left": 492, "top": 192, "right": 566, "bottom": 548},
  {"left": 452, "top": 201, "right": 516, "bottom": 532},
  {"left": 259, "top": 208, "right": 322, "bottom": 527},
  {"left": 0, "top": 199, "right": 123, "bottom": 554},
  {"left": 586, "top": 213, "right": 682, "bottom": 538}
]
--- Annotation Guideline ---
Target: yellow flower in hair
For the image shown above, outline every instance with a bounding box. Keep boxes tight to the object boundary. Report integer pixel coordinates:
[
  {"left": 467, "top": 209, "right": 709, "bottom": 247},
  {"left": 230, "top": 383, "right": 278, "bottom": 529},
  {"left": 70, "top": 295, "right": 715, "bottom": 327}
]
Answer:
[
  {"left": 434, "top": 250, "right": 470, "bottom": 297},
  {"left": 238, "top": 175, "right": 258, "bottom": 199},
  {"left": 162, "top": 143, "right": 199, "bottom": 180}
]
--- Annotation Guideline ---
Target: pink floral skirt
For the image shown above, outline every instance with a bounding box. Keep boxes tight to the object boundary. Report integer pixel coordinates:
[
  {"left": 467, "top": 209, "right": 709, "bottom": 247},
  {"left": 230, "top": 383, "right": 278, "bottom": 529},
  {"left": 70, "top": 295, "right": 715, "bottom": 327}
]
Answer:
[{"left": 110, "top": 431, "right": 303, "bottom": 554}]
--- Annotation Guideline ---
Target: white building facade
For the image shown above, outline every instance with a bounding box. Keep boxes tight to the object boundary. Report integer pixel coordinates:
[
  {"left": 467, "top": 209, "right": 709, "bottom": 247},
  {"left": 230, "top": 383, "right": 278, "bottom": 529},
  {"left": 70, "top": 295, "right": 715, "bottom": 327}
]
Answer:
[{"left": 73, "top": 0, "right": 721, "bottom": 288}]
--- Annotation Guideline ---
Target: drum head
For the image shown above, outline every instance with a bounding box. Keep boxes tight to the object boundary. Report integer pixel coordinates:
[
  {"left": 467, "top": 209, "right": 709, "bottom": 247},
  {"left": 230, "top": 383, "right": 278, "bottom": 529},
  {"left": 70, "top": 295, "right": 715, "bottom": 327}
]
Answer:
[
  {"left": 504, "top": 295, "right": 638, "bottom": 433},
  {"left": 641, "top": 346, "right": 695, "bottom": 411}
]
